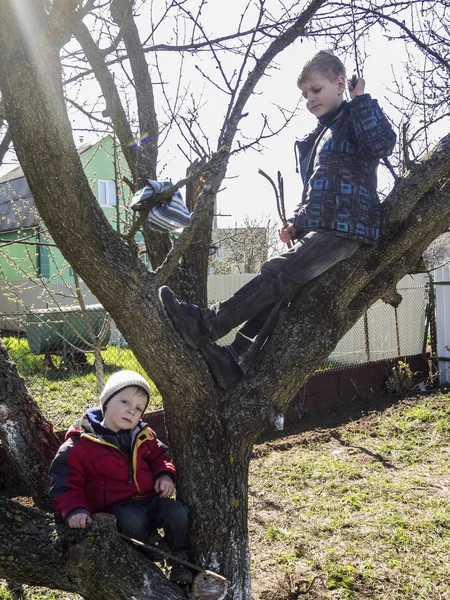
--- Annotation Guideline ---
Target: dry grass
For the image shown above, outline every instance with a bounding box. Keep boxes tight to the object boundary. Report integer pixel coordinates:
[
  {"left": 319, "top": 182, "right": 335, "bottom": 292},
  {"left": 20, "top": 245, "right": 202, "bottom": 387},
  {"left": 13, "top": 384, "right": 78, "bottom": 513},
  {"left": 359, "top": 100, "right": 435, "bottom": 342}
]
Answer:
[{"left": 249, "top": 391, "right": 450, "bottom": 600}]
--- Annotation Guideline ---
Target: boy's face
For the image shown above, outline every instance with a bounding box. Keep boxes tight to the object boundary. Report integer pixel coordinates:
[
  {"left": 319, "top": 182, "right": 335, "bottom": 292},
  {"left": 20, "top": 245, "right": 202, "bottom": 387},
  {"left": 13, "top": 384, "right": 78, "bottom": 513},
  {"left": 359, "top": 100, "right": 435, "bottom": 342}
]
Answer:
[
  {"left": 102, "top": 386, "right": 148, "bottom": 432},
  {"left": 300, "top": 72, "right": 346, "bottom": 118}
]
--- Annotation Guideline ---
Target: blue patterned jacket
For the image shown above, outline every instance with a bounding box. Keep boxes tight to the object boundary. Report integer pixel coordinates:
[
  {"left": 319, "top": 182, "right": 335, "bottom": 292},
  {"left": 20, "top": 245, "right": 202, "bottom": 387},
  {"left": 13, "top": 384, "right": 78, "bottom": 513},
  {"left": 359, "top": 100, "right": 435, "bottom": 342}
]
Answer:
[{"left": 293, "top": 95, "right": 396, "bottom": 245}]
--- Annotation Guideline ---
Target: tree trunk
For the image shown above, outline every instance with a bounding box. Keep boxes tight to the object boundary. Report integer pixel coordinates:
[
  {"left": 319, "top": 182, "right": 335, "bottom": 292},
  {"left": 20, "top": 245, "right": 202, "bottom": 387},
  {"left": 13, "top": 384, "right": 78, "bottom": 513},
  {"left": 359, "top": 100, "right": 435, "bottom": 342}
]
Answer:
[
  {"left": 0, "top": 339, "right": 59, "bottom": 511},
  {"left": 169, "top": 160, "right": 213, "bottom": 305},
  {"left": 163, "top": 390, "right": 255, "bottom": 598}
]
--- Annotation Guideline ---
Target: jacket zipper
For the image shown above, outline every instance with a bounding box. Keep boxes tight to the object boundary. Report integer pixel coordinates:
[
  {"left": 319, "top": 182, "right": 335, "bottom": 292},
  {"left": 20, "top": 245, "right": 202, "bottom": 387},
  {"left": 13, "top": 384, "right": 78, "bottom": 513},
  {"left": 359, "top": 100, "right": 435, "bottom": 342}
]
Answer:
[
  {"left": 81, "top": 428, "right": 146, "bottom": 491},
  {"left": 299, "top": 107, "right": 346, "bottom": 205},
  {"left": 300, "top": 125, "right": 328, "bottom": 204}
]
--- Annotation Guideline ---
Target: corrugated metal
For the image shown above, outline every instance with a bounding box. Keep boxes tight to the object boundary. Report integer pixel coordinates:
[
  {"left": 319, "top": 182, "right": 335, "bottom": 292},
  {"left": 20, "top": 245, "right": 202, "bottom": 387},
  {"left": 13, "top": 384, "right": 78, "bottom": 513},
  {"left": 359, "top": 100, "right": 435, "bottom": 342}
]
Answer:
[
  {"left": 0, "top": 165, "right": 24, "bottom": 183},
  {"left": 434, "top": 265, "right": 450, "bottom": 384},
  {"left": 0, "top": 138, "right": 102, "bottom": 233},
  {"left": 207, "top": 273, "right": 256, "bottom": 303},
  {"left": 0, "top": 176, "right": 39, "bottom": 232}
]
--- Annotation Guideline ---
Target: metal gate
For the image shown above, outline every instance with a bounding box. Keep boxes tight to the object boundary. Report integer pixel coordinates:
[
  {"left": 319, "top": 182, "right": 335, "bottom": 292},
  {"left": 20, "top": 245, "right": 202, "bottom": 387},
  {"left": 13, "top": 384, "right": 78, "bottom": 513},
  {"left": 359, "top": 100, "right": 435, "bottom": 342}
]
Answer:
[{"left": 431, "top": 264, "right": 450, "bottom": 384}]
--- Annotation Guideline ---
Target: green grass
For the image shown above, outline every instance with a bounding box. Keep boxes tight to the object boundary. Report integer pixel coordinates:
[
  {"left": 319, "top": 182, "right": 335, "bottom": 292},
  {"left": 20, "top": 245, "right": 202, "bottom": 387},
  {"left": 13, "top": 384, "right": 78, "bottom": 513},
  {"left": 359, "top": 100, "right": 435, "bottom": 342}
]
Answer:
[
  {"left": 3, "top": 334, "right": 163, "bottom": 430},
  {"left": 0, "top": 583, "right": 66, "bottom": 600},
  {"left": 249, "top": 392, "right": 450, "bottom": 599}
]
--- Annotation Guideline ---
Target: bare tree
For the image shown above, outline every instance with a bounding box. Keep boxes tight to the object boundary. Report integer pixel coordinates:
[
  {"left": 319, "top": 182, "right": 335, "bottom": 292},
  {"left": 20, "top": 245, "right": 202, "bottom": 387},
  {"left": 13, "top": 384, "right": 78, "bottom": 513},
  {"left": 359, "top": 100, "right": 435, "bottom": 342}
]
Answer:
[
  {"left": 210, "top": 216, "right": 281, "bottom": 274},
  {"left": 0, "top": 1, "right": 449, "bottom": 599}
]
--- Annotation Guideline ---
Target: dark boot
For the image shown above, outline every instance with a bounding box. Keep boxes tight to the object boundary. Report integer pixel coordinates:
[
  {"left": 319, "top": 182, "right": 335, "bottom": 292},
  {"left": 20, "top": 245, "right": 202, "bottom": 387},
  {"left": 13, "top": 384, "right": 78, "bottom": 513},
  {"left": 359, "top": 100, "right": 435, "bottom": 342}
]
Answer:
[
  {"left": 168, "top": 550, "right": 194, "bottom": 585},
  {"left": 200, "top": 344, "right": 244, "bottom": 390},
  {"left": 160, "top": 286, "right": 212, "bottom": 349},
  {"left": 142, "top": 532, "right": 168, "bottom": 563}
]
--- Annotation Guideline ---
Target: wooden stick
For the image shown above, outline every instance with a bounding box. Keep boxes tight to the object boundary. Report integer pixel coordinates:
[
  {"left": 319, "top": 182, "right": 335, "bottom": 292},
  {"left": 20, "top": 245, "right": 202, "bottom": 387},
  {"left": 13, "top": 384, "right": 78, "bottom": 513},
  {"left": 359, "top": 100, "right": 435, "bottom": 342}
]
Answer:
[
  {"left": 118, "top": 533, "right": 228, "bottom": 584},
  {"left": 258, "top": 168, "right": 292, "bottom": 248}
]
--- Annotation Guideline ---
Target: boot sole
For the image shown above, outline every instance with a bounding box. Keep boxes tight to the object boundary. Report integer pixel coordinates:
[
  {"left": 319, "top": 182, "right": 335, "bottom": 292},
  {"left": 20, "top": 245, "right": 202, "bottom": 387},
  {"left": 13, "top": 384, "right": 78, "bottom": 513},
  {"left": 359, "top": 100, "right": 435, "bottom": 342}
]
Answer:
[
  {"left": 200, "top": 346, "right": 229, "bottom": 389},
  {"left": 159, "top": 286, "right": 200, "bottom": 349}
]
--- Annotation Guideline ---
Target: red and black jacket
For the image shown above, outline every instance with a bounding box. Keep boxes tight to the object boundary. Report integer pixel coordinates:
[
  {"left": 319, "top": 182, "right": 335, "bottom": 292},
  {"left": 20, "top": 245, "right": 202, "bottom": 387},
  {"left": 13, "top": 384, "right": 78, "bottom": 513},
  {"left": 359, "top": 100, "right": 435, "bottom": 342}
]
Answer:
[{"left": 49, "top": 408, "right": 176, "bottom": 522}]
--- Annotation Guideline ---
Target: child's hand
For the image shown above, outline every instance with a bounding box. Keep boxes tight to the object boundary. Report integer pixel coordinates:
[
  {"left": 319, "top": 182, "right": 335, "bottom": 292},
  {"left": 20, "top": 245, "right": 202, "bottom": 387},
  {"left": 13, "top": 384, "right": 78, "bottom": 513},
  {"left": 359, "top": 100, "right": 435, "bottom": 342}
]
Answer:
[
  {"left": 155, "top": 475, "right": 175, "bottom": 498},
  {"left": 348, "top": 77, "right": 366, "bottom": 99},
  {"left": 279, "top": 223, "right": 296, "bottom": 244},
  {"left": 67, "top": 513, "right": 92, "bottom": 528}
]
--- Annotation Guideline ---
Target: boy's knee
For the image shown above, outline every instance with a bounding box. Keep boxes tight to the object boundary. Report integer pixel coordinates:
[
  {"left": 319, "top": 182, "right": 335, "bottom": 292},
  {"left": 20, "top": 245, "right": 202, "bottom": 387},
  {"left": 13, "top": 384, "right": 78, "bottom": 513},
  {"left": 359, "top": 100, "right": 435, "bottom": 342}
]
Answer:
[
  {"left": 159, "top": 498, "right": 189, "bottom": 524},
  {"left": 110, "top": 501, "right": 151, "bottom": 541}
]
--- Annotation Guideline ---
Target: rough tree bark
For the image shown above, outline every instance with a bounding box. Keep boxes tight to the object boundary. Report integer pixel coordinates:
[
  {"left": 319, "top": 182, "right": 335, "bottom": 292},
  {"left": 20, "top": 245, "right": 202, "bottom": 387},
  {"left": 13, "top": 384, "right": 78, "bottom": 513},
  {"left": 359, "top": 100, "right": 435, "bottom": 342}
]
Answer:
[
  {"left": 0, "top": 502, "right": 184, "bottom": 600},
  {"left": 0, "top": 341, "right": 59, "bottom": 511},
  {"left": 0, "top": 1, "right": 449, "bottom": 599}
]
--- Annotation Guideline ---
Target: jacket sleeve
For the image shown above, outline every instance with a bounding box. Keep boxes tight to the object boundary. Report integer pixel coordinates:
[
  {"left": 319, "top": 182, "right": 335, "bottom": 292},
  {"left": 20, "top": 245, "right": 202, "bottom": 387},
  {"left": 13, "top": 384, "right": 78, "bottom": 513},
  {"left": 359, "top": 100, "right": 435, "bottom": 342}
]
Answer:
[
  {"left": 349, "top": 94, "right": 396, "bottom": 159},
  {"left": 49, "top": 436, "right": 91, "bottom": 522},
  {"left": 145, "top": 430, "right": 177, "bottom": 482}
]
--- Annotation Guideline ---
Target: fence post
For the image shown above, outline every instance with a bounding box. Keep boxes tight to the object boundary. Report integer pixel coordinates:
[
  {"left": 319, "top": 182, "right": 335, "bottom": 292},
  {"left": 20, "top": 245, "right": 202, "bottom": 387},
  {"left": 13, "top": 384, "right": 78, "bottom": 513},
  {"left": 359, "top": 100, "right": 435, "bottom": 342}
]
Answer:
[{"left": 363, "top": 313, "right": 370, "bottom": 362}]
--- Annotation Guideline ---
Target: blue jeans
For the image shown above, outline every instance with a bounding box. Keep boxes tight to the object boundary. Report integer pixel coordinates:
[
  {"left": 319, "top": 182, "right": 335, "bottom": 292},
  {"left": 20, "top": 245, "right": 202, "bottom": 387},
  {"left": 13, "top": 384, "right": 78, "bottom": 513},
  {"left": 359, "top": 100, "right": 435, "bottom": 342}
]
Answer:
[
  {"left": 108, "top": 496, "right": 188, "bottom": 550},
  {"left": 206, "top": 232, "right": 362, "bottom": 371}
]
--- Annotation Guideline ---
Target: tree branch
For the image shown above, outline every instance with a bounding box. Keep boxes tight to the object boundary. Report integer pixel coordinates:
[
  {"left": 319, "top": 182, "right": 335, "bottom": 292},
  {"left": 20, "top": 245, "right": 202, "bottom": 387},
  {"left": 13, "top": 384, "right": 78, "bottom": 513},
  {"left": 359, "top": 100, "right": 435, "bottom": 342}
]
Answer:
[
  {"left": 382, "top": 132, "right": 450, "bottom": 238},
  {"left": 62, "top": 17, "right": 301, "bottom": 86},
  {"left": 0, "top": 501, "right": 184, "bottom": 599},
  {"left": 73, "top": 19, "right": 138, "bottom": 174},
  {"left": 219, "top": 0, "right": 327, "bottom": 149},
  {"left": 0, "top": 338, "right": 59, "bottom": 511},
  {"left": 364, "top": 7, "right": 450, "bottom": 73},
  {"left": 110, "top": 0, "right": 159, "bottom": 182}
]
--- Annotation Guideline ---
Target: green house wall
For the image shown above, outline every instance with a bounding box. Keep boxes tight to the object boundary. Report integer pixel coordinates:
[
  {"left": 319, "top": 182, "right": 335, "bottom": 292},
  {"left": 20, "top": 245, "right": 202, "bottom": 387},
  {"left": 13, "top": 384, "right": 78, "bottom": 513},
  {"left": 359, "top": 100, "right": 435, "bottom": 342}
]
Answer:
[
  {"left": 0, "top": 137, "right": 133, "bottom": 284},
  {"left": 0, "top": 230, "right": 39, "bottom": 280},
  {"left": 80, "top": 136, "right": 130, "bottom": 231}
]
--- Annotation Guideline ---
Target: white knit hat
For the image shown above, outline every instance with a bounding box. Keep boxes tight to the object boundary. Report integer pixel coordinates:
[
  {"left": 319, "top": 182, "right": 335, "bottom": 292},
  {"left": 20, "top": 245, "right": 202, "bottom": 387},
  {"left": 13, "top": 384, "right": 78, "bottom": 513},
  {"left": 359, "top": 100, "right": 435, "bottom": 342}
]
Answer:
[{"left": 100, "top": 370, "right": 151, "bottom": 411}]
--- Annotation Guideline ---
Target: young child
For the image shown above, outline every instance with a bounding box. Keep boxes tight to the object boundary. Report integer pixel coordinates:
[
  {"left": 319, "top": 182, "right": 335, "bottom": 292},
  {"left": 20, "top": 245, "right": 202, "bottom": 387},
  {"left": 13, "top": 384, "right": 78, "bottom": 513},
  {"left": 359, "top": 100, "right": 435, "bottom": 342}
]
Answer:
[
  {"left": 160, "top": 50, "right": 396, "bottom": 390},
  {"left": 49, "top": 369, "right": 192, "bottom": 584}
]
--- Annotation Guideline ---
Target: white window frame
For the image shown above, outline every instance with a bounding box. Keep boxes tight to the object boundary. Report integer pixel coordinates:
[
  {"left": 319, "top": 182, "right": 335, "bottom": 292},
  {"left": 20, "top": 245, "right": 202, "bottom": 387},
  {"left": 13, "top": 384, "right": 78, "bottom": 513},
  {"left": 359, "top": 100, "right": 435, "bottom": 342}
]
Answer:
[{"left": 98, "top": 179, "right": 116, "bottom": 207}]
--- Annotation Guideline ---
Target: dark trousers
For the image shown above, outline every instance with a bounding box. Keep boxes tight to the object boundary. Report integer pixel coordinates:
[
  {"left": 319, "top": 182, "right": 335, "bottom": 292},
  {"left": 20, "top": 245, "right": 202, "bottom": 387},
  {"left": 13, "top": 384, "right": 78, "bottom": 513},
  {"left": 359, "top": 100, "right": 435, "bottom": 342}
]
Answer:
[
  {"left": 109, "top": 496, "right": 188, "bottom": 550},
  {"left": 206, "top": 232, "right": 362, "bottom": 371}
]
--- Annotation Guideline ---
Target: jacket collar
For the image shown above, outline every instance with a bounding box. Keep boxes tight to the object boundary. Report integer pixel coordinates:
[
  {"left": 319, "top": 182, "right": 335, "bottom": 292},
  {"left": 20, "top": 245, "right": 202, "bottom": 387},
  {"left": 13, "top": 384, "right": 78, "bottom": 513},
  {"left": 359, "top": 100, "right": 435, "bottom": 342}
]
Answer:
[{"left": 295, "top": 101, "right": 348, "bottom": 161}]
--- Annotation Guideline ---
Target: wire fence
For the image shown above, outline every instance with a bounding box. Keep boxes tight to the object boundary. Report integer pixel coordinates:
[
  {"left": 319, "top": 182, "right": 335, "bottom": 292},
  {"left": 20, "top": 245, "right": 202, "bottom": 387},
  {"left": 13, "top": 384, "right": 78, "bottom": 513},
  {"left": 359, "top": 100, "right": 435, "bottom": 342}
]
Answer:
[
  {"left": 216, "top": 283, "right": 429, "bottom": 369},
  {"left": 0, "top": 280, "right": 429, "bottom": 410},
  {"left": 1, "top": 307, "right": 148, "bottom": 417}
]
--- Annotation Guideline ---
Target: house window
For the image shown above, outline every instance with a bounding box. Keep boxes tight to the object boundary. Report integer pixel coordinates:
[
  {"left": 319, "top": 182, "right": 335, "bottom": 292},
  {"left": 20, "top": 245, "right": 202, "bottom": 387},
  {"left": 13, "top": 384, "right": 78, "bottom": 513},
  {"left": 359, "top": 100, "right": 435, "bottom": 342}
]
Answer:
[{"left": 98, "top": 180, "right": 116, "bottom": 207}]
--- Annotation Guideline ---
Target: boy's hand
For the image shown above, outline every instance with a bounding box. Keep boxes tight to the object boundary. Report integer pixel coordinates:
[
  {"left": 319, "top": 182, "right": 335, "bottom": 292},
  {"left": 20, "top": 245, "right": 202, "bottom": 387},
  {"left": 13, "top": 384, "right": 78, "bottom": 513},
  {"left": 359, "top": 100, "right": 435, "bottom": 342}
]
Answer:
[
  {"left": 67, "top": 513, "right": 92, "bottom": 528},
  {"left": 279, "top": 223, "right": 296, "bottom": 244},
  {"left": 155, "top": 475, "right": 175, "bottom": 498},
  {"left": 348, "top": 77, "right": 366, "bottom": 99}
]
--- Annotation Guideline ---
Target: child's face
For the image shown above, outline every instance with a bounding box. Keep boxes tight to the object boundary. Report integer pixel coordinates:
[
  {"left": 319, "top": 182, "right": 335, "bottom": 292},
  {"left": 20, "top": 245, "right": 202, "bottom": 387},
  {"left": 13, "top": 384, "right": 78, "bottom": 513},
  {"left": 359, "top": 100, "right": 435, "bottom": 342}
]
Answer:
[
  {"left": 299, "top": 72, "right": 345, "bottom": 118},
  {"left": 102, "top": 386, "right": 148, "bottom": 432}
]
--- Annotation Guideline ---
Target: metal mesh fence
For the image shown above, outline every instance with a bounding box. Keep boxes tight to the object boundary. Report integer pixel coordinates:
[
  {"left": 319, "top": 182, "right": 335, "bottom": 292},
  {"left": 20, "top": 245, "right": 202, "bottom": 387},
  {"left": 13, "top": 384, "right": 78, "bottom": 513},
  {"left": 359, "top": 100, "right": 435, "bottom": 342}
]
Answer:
[
  {"left": 0, "top": 306, "right": 149, "bottom": 422},
  {"left": 215, "top": 283, "right": 429, "bottom": 370},
  {"left": 0, "top": 282, "right": 428, "bottom": 416}
]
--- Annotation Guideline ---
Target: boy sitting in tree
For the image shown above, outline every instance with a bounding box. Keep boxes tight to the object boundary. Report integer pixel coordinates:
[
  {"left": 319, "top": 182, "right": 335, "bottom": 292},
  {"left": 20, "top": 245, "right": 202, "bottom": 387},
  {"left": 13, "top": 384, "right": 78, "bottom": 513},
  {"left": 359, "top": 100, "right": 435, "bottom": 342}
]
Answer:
[
  {"left": 49, "top": 369, "right": 192, "bottom": 584},
  {"left": 160, "top": 50, "right": 396, "bottom": 390}
]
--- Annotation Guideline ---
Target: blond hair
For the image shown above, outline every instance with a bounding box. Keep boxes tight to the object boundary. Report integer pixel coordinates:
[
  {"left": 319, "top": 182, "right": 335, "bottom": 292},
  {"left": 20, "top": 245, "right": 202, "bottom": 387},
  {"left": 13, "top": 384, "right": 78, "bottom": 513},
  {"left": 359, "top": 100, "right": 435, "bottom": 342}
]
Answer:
[{"left": 297, "top": 50, "right": 346, "bottom": 88}]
